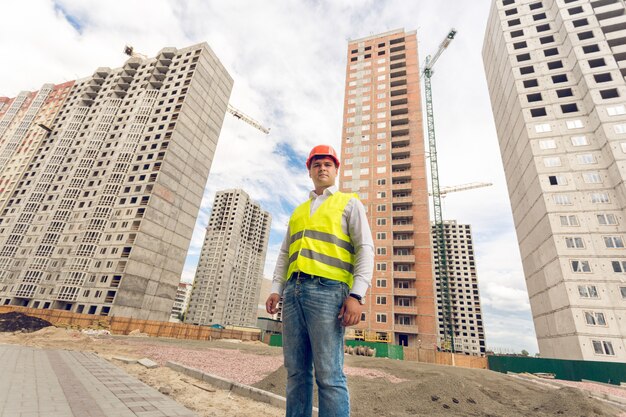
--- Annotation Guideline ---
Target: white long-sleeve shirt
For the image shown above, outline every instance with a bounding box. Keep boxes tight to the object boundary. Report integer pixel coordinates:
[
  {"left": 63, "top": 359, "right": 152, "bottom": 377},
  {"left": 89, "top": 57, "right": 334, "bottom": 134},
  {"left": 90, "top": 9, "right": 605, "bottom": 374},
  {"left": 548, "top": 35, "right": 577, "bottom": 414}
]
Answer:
[{"left": 271, "top": 185, "right": 375, "bottom": 298}]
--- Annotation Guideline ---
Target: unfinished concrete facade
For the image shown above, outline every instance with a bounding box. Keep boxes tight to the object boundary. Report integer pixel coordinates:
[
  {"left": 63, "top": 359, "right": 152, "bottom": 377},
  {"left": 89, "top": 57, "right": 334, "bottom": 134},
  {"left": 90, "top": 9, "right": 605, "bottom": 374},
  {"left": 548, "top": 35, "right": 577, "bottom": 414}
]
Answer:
[
  {"left": 170, "top": 282, "right": 192, "bottom": 321},
  {"left": 0, "top": 43, "right": 233, "bottom": 321},
  {"left": 484, "top": 0, "right": 626, "bottom": 361},
  {"left": 432, "top": 221, "right": 486, "bottom": 356},
  {"left": 185, "top": 189, "right": 271, "bottom": 327},
  {"left": 339, "top": 29, "right": 437, "bottom": 348}
]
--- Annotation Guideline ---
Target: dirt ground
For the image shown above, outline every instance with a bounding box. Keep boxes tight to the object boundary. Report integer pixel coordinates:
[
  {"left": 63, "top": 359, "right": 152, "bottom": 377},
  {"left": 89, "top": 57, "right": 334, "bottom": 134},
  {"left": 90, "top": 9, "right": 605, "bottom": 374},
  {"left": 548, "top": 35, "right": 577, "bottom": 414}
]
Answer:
[{"left": 1, "top": 325, "right": 625, "bottom": 417}]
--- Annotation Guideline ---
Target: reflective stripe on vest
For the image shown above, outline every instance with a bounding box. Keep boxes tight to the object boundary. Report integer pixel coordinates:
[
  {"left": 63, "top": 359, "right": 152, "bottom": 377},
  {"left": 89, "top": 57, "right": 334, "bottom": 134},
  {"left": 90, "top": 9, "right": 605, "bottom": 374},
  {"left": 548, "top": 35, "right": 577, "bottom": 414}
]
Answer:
[{"left": 287, "top": 191, "right": 357, "bottom": 288}]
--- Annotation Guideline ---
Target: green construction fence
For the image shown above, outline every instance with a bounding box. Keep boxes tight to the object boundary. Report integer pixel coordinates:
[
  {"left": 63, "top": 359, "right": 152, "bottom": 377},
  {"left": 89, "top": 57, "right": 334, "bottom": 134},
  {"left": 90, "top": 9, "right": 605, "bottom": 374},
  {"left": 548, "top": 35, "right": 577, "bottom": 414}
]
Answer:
[
  {"left": 488, "top": 355, "right": 626, "bottom": 385},
  {"left": 345, "top": 340, "right": 404, "bottom": 359},
  {"left": 269, "top": 334, "right": 283, "bottom": 347},
  {"left": 268, "top": 335, "right": 403, "bottom": 360}
]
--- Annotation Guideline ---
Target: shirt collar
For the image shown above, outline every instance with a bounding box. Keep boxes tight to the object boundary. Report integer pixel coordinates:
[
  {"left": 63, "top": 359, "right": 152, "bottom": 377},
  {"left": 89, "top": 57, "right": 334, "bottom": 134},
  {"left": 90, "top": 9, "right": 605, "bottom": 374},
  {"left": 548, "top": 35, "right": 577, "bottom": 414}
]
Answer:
[{"left": 310, "top": 185, "right": 337, "bottom": 199}]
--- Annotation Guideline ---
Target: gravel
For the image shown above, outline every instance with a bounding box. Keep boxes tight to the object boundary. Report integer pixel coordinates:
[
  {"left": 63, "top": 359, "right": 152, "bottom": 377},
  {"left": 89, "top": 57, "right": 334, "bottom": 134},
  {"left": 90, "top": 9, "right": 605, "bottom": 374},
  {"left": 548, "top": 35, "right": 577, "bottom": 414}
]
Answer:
[{"left": 138, "top": 344, "right": 284, "bottom": 385}]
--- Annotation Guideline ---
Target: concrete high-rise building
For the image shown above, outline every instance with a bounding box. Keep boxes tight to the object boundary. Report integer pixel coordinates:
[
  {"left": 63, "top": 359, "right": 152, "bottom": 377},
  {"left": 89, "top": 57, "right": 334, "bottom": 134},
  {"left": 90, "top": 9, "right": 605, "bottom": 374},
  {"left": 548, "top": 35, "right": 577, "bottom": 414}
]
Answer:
[
  {"left": 186, "top": 189, "right": 271, "bottom": 327},
  {"left": 339, "top": 29, "right": 437, "bottom": 347},
  {"left": 484, "top": 0, "right": 626, "bottom": 361},
  {"left": 432, "top": 221, "right": 486, "bottom": 356},
  {"left": 0, "top": 43, "right": 233, "bottom": 321},
  {"left": 170, "top": 282, "right": 192, "bottom": 322},
  {"left": 256, "top": 278, "right": 274, "bottom": 320}
]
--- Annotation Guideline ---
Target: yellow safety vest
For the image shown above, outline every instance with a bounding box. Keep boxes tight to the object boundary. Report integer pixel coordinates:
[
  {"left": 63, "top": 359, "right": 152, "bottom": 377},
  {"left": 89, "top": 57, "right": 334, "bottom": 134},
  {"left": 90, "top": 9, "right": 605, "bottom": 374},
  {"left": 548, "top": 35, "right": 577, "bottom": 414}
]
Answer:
[{"left": 287, "top": 191, "right": 358, "bottom": 288}]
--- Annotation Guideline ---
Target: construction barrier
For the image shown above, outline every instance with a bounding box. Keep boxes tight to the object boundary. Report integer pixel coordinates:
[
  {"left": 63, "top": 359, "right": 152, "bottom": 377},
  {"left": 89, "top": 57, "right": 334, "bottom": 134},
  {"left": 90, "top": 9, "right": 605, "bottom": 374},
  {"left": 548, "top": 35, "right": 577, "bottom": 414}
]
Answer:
[
  {"left": 402, "top": 347, "right": 488, "bottom": 369},
  {"left": 269, "top": 333, "right": 283, "bottom": 347},
  {"left": 488, "top": 355, "right": 626, "bottom": 385},
  {"left": 0, "top": 305, "right": 260, "bottom": 342},
  {"left": 345, "top": 340, "right": 404, "bottom": 359}
]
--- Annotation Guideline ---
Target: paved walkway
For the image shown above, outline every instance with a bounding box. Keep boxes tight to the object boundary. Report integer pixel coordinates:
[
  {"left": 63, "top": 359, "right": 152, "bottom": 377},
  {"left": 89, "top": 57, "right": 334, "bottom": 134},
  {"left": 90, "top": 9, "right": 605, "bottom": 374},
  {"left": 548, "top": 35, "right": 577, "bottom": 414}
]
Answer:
[{"left": 0, "top": 344, "right": 197, "bottom": 417}]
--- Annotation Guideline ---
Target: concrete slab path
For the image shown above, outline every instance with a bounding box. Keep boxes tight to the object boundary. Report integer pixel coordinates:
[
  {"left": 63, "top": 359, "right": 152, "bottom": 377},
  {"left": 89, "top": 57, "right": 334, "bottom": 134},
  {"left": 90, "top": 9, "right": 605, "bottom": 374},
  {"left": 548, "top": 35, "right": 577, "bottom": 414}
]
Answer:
[{"left": 0, "top": 344, "right": 197, "bottom": 417}]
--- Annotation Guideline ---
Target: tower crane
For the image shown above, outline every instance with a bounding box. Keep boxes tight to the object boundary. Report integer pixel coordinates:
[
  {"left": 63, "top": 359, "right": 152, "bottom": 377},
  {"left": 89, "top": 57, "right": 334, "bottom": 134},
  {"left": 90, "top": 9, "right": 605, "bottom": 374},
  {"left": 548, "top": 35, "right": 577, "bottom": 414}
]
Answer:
[
  {"left": 226, "top": 104, "right": 270, "bottom": 134},
  {"left": 421, "top": 28, "right": 457, "bottom": 352},
  {"left": 123, "top": 45, "right": 270, "bottom": 135},
  {"left": 430, "top": 182, "right": 493, "bottom": 198}
]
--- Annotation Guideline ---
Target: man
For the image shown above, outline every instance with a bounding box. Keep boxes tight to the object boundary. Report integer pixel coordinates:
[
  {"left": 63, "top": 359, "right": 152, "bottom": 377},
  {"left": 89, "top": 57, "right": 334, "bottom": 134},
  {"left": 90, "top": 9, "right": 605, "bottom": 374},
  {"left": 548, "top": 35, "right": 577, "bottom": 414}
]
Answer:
[{"left": 266, "top": 144, "right": 374, "bottom": 417}]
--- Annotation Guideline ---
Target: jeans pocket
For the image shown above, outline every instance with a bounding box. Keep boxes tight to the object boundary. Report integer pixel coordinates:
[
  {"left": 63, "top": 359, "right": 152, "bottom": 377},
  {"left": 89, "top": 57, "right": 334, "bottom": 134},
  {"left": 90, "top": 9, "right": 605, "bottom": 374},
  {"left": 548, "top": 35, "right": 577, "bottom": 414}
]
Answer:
[{"left": 317, "top": 277, "right": 342, "bottom": 287}]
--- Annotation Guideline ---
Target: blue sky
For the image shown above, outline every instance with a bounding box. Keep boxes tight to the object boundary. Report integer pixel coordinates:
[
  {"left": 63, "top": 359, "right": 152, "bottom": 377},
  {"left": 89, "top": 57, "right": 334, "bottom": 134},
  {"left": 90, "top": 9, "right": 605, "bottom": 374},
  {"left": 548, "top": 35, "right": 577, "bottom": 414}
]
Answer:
[{"left": 0, "top": 0, "right": 539, "bottom": 354}]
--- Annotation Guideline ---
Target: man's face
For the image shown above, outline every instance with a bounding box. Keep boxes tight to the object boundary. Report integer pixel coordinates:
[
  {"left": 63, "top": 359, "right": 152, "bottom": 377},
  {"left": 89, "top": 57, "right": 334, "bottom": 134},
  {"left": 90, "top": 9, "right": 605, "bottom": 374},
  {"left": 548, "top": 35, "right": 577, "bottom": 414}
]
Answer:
[{"left": 309, "top": 156, "right": 338, "bottom": 190}]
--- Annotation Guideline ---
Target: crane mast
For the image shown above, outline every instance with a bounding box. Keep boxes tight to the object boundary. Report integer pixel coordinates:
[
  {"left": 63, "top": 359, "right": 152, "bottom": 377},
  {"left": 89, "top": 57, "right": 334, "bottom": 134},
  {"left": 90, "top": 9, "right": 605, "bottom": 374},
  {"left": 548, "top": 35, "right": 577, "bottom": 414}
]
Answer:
[{"left": 422, "top": 28, "right": 457, "bottom": 352}]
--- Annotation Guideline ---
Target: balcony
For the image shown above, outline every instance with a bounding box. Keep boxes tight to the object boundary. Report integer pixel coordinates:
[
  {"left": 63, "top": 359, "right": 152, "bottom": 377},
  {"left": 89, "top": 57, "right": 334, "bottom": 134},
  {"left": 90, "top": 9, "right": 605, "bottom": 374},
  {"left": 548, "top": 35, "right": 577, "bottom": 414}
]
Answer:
[
  {"left": 592, "top": 0, "right": 620, "bottom": 8},
  {"left": 158, "top": 48, "right": 176, "bottom": 59},
  {"left": 393, "top": 254, "right": 415, "bottom": 263},
  {"left": 393, "top": 238, "right": 414, "bottom": 247},
  {"left": 391, "top": 128, "right": 410, "bottom": 138},
  {"left": 93, "top": 67, "right": 110, "bottom": 78},
  {"left": 390, "top": 78, "right": 407, "bottom": 88},
  {"left": 124, "top": 58, "right": 141, "bottom": 69},
  {"left": 594, "top": 0, "right": 624, "bottom": 20},
  {"left": 155, "top": 64, "right": 170, "bottom": 73},
  {"left": 393, "top": 324, "right": 419, "bottom": 334},
  {"left": 393, "top": 271, "right": 415, "bottom": 280},
  {"left": 393, "top": 214, "right": 413, "bottom": 225},
  {"left": 391, "top": 137, "right": 410, "bottom": 148},
  {"left": 391, "top": 107, "right": 409, "bottom": 117},
  {"left": 391, "top": 168, "right": 411, "bottom": 180},
  {"left": 392, "top": 210, "right": 411, "bottom": 221},
  {"left": 392, "top": 151, "right": 410, "bottom": 162},
  {"left": 394, "top": 305, "right": 417, "bottom": 315},
  {"left": 394, "top": 287, "right": 416, "bottom": 297},
  {"left": 392, "top": 195, "right": 412, "bottom": 204},
  {"left": 391, "top": 97, "right": 408, "bottom": 107},
  {"left": 392, "top": 223, "right": 413, "bottom": 233},
  {"left": 392, "top": 181, "right": 411, "bottom": 192},
  {"left": 149, "top": 79, "right": 164, "bottom": 89},
  {"left": 151, "top": 70, "right": 166, "bottom": 81},
  {"left": 391, "top": 116, "right": 409, "bottom": 126},
  {"left": 114, "top": 80, "right": 130, "bottom": 90},
  {"left": 392, "top": 159, "right": 411, "bottom": 171},
  {"left": 120, "top": 72, "right": 135, "bottom": 83},
  {"left": 158, "top": 55, "right": 173, "bottom": 66},
  {"left": 600, "top": 15, "right": 626, "bottom": 35},
  {"left": 390, "top": 87, "right": 407, "bottom": 97}
]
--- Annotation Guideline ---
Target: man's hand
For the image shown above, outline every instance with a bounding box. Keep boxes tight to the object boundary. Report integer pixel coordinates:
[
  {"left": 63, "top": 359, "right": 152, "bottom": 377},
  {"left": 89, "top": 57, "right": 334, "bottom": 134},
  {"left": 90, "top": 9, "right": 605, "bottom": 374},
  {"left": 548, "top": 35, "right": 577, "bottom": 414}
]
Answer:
[
  {"left": 338, "top": 296, "right": 362, "bottom": 327},
  {"left": 266, "top": 293, "right": 281, "bottom": 315}
]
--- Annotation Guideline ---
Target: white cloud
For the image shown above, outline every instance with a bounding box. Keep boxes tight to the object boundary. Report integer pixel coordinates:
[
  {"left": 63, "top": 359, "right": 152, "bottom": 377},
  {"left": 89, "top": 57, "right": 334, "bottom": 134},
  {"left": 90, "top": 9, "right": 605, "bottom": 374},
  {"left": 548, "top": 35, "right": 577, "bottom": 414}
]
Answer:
[
  {"left": 485, "top": 313, "right": 539, "bottom": 355},
  {"left": 0, "top": 0, "right": 537, "bottom": 353}
]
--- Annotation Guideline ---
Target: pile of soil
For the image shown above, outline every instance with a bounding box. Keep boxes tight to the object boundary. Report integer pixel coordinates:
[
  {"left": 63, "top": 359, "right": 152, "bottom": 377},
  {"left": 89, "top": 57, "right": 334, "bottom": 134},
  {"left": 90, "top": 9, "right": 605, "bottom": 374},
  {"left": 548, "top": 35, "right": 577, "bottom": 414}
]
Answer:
[
  {"left": 254, "top": 356, "right": 624, "bottom": 417},
  {"left": 0, "top": 312, "right": 53, "bottom": 333}
]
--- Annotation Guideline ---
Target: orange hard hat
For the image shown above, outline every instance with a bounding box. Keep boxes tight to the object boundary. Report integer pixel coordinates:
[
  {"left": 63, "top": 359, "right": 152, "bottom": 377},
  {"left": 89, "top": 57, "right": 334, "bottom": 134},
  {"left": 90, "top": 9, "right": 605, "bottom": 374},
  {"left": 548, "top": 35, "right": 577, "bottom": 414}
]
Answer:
[{"left": 306, "top": 144, "right": 340, "bottom": 169}]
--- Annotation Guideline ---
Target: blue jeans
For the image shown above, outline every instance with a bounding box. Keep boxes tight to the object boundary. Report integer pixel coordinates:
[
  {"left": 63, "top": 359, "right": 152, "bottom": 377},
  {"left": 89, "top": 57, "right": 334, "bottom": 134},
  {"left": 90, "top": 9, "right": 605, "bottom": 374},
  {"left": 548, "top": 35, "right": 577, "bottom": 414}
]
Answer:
[{"left": 282, "top": 274, "right": 350, "bottom": 417}]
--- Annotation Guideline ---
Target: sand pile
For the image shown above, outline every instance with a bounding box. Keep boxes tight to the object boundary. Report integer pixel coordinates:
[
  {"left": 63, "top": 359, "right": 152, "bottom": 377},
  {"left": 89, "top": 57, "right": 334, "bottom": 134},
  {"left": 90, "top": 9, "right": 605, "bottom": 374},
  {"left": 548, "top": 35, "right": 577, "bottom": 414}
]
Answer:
[
  {"left": 253, "top": 356, "right": 623, "bottom": 417},
  {"left": 0, "top": 312, "right": 52, "bottom": 332}
]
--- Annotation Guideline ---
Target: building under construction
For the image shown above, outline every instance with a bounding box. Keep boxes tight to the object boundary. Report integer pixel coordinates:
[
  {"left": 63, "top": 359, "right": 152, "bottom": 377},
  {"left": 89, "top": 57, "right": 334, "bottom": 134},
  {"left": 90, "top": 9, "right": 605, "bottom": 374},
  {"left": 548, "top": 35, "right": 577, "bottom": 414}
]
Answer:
[
  {"left": 484, "top": 0, "right": 626, "bottom": 361},
  {"left": 339, "top": 29, "right": 437, "bottom": 348},
  {"left": 0, "top": 43, "right": 233, "bottom": 321},
  {"left": 432, "top": 220, "right": 486, "bottom": 356},
  {"left": 185, "top": 189, "right": 271, "bottom": 327}
]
